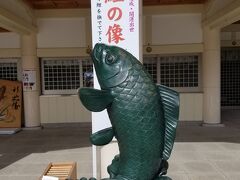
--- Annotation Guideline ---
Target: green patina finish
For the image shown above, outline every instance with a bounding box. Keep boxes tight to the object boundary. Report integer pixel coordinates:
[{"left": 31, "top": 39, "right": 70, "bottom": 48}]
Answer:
[{"left": 79, "top": 43, "right": 179, "bottom": 180}]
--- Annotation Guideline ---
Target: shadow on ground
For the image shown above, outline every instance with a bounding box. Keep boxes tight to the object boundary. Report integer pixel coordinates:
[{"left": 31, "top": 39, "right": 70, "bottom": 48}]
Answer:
[{"left": 0, "top": 123, "right": 92, "bottom": 170}]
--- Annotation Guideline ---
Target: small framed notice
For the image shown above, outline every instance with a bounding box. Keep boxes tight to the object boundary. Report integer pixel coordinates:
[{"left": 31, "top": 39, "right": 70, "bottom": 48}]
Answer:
[{"left": 23, "top": 70, "right": 37, "bottom": 91}]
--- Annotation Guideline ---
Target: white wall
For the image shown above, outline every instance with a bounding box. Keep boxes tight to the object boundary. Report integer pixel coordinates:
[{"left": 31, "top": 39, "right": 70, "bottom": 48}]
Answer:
[
  {"left": 37, "top": 17, "right": 89, "bottom": 124},
  {"left": 221, "top": 24, "right": 240, "bottom": 46},
  {"left": 39, "top": 92, "right": 203, "bottom": 124},
  {"left": 36, "top": 14, "right": 204, "bottom": 124},
  {"left": 152, "top": 14, "right": 202, "bottom": 45},
  {"left": 37, "top": 18, "right": 86, "bottom": 48},
  {"left": 40, "top": 95, "right": 91, "bottom": 123},
  {"left": 0, "top": 11, "right": 204, "bottom": 124},
  {"left": 0, "top": 32, "right": 20, "bottom": 48},
  {"left": 221, "top": 32, "right": 232, "bottom": 41},
  {"left": 179, "top": 93, "right": 203, "bottom": 121}
]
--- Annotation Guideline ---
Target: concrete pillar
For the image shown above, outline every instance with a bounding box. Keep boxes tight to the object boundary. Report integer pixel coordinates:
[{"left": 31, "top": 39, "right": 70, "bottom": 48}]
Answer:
[
  {"left": 202, "top": 26, "right": 221, "bottom": 125},
  {"left": 21, "top": 33, "right": 41, "bottom": 128}
]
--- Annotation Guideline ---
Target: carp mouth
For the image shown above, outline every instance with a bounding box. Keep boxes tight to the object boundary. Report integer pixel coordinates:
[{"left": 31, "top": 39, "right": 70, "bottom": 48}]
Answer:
[
  {"left": 101, "top": 70, "right": 120, "bottom": 81},
  {"left": 91, "top": 44, "right": 102, "bottom": 63},
  {"left": 98, "top": 67, "right": 126, "bottom": 89}
]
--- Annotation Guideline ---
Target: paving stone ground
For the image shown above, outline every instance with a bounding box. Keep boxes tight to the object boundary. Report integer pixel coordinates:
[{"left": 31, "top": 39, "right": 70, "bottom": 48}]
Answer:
[{"left": 0, "top": 109, "right": 240, "bottom": 180}]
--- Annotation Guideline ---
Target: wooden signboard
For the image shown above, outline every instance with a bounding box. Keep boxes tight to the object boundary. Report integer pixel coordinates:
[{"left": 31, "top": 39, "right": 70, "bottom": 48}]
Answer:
[{"left": 0, "top": 80, "right": 22, "bottom": 128}]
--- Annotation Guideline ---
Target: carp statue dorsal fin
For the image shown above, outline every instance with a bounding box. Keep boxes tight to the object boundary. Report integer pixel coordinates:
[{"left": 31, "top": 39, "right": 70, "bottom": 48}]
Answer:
[
  {"left": 78, "top": 88, "right": 114, "bottom": 112},
  {"left": 157, "top": 85, "right": 179, "bottom": 160},
  {"left": 90, "top": 127, "right": 114, "bottom": 146}
]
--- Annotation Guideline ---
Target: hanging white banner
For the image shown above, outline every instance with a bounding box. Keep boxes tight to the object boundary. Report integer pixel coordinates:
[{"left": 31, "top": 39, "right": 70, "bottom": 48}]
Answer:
[
  {"left": 91, "top": 0, "right": 140, "bottom": 133},
  {"left": 91, "top": 0, "right": 140, "bottom": 132},
  {"left": 91, "top": 0, "right": 141, "bottom": 177}
]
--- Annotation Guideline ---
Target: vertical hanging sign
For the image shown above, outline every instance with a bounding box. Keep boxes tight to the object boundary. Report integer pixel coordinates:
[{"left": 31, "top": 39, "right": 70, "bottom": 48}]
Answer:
[
  {"left": 91, "top": 0, "right": 140, "bottom": 177},
  {"left": 91, "top": 0, "right": 140, "bottom": 133},
  {"left": 91, "top": 0, "right": 139, "bottom": 59}
]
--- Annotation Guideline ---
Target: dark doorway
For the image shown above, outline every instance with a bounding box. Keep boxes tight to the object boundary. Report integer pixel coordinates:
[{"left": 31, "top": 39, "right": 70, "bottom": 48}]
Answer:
[{"left": 221, "top": 47, "right": 240, "bottom": 124}]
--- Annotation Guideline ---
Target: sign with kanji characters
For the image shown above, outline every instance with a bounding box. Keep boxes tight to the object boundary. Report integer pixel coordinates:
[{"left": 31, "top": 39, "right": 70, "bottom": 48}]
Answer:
[
  {"left": 0, "top": 80, "right": 22, "bottom": 128},
  {"left": 91, "top": 0, "right": 140, "bottom": 134},
  {"left": 91, "top": 0, "right": 140, "bottom": 176},
  {"left": 91, "top": 0, "right": 139, "bottom": 59},
  {"left": 23, "top": 70, "right": 37, "bottom": 91}
]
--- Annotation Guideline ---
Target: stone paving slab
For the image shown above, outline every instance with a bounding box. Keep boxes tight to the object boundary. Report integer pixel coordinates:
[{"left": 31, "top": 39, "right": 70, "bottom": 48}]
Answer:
[{"left": 0, "top": 110, "right": 240, "bottom": 179}]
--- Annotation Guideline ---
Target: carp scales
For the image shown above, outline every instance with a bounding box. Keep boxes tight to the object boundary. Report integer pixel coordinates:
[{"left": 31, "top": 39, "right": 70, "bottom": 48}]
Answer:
[{"left": 79, "top": 43, "right": 179, "bottom": 180}]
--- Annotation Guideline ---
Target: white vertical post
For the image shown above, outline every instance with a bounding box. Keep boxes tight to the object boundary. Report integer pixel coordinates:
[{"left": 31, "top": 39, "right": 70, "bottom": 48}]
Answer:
[{"left": 91, "top": 0, "right": 142, "bottom": 177}]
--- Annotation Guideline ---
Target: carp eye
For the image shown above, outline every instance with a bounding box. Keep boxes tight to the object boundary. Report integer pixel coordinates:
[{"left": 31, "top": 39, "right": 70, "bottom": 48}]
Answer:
[{"left": 105, "top": 53, "right": 116, "bottom": 65}]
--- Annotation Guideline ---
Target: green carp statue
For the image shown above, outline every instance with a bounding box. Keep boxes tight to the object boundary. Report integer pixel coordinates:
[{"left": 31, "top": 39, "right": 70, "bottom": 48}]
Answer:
[{"left": 79, "top": 43, "right": 179, "bottom": 180}]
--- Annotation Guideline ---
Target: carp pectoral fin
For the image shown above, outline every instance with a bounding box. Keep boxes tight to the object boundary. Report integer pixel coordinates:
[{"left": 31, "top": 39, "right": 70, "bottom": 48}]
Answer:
[
  {"left": 90, "top": 127, "right": 114, "bottom": 146},
  {"left": 78, "top": 88, "right": 114, "bottom": 112},
  {"left": 157, "top": 85, "right": 179, "bottom": 160}
]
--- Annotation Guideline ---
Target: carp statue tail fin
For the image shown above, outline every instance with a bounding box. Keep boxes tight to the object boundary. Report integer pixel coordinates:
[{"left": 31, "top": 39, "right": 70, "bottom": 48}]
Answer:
[{"left": 157, "top": 85, "right": 179, "bottom": 160}]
